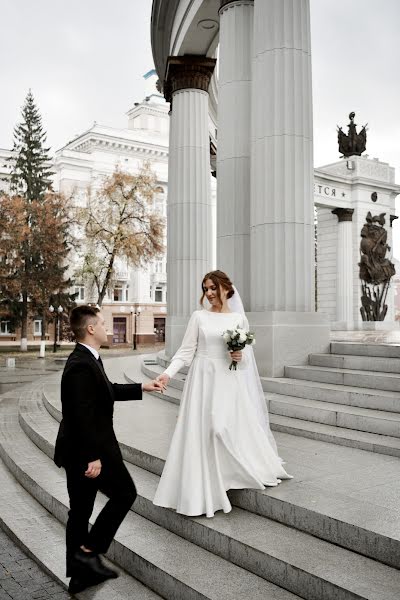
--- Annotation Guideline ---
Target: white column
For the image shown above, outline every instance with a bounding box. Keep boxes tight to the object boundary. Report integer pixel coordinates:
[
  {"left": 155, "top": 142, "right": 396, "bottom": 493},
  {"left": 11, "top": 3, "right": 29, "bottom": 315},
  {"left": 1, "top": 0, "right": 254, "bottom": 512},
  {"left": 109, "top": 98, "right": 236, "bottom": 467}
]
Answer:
[
  {"left": 248, "top": 0, "right": 329, "bottom": 376},
  {"left": 217, "top": 0, "right": 253, "bottom": 310},
  {"left": 332, "top": 208, "right": 354, "bottom": 324},
  {"left": 164, "top": 56, "right": 216, "bottom": 356}
]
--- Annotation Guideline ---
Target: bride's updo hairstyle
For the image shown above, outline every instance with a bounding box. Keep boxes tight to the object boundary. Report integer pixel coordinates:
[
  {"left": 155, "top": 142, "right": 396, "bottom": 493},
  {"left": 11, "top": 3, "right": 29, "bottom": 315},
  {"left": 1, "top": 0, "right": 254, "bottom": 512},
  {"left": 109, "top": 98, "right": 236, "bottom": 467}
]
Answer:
[{"left": 200, "top": 270, "right": 235, "bottom": 308}]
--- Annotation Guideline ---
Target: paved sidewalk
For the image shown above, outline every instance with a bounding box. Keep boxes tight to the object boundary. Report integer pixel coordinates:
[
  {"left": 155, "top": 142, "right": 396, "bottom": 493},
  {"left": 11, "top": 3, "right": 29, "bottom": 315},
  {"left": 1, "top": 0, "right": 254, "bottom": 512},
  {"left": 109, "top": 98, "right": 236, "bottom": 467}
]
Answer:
[{"left": 0, "top": 528, "right": 70, "bottom": 600}]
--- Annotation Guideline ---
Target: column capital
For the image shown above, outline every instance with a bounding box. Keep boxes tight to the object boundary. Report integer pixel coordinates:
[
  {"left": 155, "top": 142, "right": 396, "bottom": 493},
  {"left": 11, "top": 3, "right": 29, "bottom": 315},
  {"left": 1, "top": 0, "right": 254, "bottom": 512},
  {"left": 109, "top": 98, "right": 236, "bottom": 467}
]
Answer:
[
  {"left": 219, "top": 0, "right": 253, "bottom": 13},
  {"left": 164, "top": 55, "right": 216, "bottom": 103},
  {"left": 390, "top": 215, "right": 398, "bottom": 227},
  {"left": 332, "top": 208, "right": 354, "bottom": 222}
]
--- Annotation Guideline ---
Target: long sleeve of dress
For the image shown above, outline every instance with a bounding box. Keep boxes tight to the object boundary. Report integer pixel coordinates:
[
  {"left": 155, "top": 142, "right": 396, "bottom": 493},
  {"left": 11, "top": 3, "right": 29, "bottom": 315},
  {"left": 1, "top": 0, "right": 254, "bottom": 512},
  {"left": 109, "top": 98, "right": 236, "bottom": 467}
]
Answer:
[{"left": 164, "top": 311, "right": 199, "bottom": 379}]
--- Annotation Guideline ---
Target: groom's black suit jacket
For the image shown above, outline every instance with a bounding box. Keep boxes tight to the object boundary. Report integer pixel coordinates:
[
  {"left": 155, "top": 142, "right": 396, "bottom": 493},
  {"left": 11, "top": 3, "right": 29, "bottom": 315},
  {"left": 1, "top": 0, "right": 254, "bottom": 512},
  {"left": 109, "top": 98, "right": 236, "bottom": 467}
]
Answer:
[{"left": 54, "top": 344, "right": 142, "bottom": 468}]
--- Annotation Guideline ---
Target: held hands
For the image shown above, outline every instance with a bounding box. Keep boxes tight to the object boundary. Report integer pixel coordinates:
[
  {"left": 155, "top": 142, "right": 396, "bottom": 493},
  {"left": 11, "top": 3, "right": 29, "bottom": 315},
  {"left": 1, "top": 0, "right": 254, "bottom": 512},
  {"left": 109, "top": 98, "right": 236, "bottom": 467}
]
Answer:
[
  {"left": 85, "top": 459, "right": 102, "bottom": 479},
  {"left": 143, "top": 379, "right": 166, "bottom": 393},
  {"left": 156, "top": 373, "right": 170, "bottom": 389}
]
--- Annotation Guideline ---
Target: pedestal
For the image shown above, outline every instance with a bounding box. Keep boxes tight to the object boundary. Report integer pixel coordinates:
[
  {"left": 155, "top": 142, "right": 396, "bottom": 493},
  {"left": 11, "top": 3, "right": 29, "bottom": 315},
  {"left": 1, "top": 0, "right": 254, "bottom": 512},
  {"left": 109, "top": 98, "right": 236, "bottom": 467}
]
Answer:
[{"left": 248, "top": 311, "right": 330, "bottom": 377}]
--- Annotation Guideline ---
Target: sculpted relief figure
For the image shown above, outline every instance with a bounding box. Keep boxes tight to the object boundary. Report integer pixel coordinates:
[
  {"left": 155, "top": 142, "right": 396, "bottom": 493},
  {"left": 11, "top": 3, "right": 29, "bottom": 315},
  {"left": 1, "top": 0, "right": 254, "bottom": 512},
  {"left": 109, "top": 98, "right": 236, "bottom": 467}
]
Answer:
[{"left": 359, "top": 212, "right": 395, "bottom": 321}]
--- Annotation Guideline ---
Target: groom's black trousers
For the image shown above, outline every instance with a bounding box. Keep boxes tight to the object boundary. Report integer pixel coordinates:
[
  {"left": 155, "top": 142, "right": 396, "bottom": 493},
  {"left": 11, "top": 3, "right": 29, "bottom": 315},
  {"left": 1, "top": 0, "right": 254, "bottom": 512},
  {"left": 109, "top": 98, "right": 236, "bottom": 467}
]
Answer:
[{"left": 65, "top": 457, "right": 137, "bottom": 574}]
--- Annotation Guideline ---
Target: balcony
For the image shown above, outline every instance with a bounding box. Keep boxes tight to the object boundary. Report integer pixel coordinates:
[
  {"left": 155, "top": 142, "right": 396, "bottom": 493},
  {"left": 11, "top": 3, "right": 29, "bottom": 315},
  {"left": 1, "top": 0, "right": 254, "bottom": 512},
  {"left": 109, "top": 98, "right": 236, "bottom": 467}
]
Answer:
[
  {"left": 115, "top": 270, "right": 129, "bottom": 281},
  {"left": 151, "top": 272, "right": 167, "bottom": 284}
]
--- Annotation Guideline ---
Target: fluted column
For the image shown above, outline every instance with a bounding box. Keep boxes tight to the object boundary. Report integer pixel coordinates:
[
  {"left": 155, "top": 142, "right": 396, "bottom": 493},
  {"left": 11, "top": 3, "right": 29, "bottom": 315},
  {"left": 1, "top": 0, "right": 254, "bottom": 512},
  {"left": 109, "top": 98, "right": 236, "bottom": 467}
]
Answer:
[
  {"left": 217, "top": 0, "right": 253, "bottom": 310},
  {"left": 251, "top": 0, "right": 314, "bottom": 312},
  {"left": 164, "top": 56, "right": 216, "bottom": 356},
  {"left": 332, "top": 208, "right": 354, "bottom": 323},
  {"left": 247, "top": 0, "right": 329, "bottom": 376}
]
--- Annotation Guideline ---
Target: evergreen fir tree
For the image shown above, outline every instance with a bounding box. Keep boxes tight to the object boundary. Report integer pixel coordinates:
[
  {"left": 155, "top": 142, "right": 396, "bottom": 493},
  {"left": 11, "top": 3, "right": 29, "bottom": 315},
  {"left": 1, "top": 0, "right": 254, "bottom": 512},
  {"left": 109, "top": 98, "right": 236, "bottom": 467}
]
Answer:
[{"left": 8, "top": 90, "right": 54, "bottom": 201}]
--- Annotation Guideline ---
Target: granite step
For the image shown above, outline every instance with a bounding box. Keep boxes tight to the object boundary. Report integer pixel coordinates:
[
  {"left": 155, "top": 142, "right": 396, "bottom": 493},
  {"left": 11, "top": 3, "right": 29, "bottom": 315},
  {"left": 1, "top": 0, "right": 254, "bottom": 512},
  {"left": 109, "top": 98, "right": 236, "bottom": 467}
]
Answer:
[
  {"left": 0, "top": 429, "right": 160, "bottom": 599},
  {"left": 284, "top": 365, "right": 400, "bottom": 393},
  {"left": 261, "top": 377, "right": 400, "bottom": 413},
  {"left": 0, "top": 396, "right": 301, "bottom": 600},
  {"left": 268, "top": 394, "right": 400, "bottom": 437},
  {"left": 26, "top": 384, "right": 400, "bottom": 571},
  {"left": 310, "top": 353, "right": 400, "bottom": 374},
  {"left": 270, "top": 413, "right": 400, "bottom": 457},
  {"left": 331, "top": 342, "right": 400, "bottom": 359}
]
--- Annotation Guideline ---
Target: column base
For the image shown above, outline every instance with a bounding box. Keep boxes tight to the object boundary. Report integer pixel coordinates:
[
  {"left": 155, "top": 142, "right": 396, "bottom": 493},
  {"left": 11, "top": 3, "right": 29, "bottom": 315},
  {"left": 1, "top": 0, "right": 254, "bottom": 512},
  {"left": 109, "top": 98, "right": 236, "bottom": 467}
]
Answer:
[
  {"left": 331, "top": 320, "right": 400, "bottom": 331},
  {"left": 247, "top": 311, "right": 330, "bottom": 377}
]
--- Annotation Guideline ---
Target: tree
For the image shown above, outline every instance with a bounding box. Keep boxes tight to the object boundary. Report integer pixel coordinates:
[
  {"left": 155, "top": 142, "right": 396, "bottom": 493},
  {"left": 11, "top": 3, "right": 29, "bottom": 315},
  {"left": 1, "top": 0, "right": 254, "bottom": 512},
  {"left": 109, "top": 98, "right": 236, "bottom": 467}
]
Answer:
[
  {"left": 2, "top": 91, "right": 56, "bottom": 348},
  {"left": 76, "top": 164, "right": 165, "bottom": 306},
  {"left": 0, "top": 191, "right": 75, "bottom": 342},
  {"left": 8, "top": 90, "right": 54, "bottom": 201}
]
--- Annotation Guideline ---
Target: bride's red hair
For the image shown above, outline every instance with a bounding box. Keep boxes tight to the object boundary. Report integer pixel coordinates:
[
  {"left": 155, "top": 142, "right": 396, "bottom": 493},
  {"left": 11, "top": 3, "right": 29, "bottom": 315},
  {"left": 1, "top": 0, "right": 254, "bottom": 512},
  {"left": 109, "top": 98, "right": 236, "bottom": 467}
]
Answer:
[{"left": 200, "top": 270, "right": 234, "bottom": 308}]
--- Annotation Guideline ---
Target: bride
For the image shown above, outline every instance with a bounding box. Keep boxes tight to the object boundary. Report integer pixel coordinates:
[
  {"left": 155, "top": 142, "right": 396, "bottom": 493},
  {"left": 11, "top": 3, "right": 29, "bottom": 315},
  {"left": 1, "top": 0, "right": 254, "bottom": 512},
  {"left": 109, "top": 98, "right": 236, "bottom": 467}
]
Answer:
[{"left": 153, "top": 270, "right": 292, "bottom": 518}]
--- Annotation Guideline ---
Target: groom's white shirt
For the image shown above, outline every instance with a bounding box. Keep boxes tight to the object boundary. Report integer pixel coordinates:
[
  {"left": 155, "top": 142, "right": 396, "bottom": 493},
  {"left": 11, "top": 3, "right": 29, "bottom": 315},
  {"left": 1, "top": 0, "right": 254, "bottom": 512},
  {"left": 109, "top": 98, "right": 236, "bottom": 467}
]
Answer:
[
  {"left": 78, "top": 342, "right": 144, "bottom": 390},
  {"left": 78, "top": 342, "right": 99, "bottom": 360}
]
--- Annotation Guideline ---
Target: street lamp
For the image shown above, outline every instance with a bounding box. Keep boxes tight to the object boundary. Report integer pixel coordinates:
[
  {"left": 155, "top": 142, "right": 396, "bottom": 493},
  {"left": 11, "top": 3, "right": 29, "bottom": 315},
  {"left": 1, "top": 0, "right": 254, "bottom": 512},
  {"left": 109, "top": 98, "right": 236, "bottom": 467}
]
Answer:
[
  {"left": 132, "top": 306, "right": 141, "bottom": 351},
  {"left": 49, "top": 304, "right": 64, "bottom": 353}
]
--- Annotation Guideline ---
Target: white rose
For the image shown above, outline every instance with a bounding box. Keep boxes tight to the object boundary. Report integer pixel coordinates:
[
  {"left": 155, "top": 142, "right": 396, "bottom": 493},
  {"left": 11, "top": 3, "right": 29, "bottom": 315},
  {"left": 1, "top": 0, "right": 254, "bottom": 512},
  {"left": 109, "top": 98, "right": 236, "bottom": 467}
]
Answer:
[
  {"left": 223, "top": 332, "right": 231, "bottom": 341},
  {"left": 239, "top": 332, "right": 246, "bottom": 343}
]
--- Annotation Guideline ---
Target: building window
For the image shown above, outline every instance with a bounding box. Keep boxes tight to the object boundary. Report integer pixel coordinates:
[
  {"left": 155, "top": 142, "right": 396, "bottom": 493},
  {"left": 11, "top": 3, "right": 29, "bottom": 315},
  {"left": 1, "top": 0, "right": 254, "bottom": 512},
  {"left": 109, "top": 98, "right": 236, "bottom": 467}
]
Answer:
[
  {"left": 0, "top": 321, "right": 10, "bottom": 334},
  {"left": 125, "top": 288, "right": 128, "bottom": 301},
  {"left": 155, "top": 287, "right": 162, "bottom": 302},
  {"left": 34, "top": 320, "right": 42, "bottom": 336},
  {"left": 113, "top": 287, "right": 123, "bottom": 302},
  {"left": 74, "top": 285, "right": 85, "bottom": 301}
]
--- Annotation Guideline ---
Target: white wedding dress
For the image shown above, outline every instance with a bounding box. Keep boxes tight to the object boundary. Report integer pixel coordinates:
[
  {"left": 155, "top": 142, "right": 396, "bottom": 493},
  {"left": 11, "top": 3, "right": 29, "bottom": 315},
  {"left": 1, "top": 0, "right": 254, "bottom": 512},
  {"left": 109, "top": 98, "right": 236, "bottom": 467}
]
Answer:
[{"left": 153, "top": 309, "right": 292, "bottom": 518}]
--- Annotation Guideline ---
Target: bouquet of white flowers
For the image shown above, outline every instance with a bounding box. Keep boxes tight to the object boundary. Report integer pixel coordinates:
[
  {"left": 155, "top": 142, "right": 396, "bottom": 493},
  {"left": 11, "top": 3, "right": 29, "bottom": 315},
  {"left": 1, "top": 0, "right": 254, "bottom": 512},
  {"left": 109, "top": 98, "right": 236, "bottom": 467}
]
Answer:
[{"left": 222, "top": 325, "right": 256, "bottom": 370}]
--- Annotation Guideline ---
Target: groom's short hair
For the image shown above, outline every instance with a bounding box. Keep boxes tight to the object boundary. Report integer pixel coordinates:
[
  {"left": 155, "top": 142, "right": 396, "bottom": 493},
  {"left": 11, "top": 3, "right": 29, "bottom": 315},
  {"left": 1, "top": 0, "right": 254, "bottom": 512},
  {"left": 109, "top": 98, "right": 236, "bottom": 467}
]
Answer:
[{"left": 70, "top": 305, "right": 100, "bottom": 341}]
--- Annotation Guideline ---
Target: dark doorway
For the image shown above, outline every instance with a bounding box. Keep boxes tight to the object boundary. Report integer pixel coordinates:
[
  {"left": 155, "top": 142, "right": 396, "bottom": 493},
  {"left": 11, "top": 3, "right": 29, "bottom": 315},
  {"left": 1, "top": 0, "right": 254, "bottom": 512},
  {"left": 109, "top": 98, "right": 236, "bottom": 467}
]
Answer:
[
  {"left": 113, "top": 317, "right": 127, "bottom": 344},
  {"left": 154, "top": 317, "right": 165, "bottom": 342}
]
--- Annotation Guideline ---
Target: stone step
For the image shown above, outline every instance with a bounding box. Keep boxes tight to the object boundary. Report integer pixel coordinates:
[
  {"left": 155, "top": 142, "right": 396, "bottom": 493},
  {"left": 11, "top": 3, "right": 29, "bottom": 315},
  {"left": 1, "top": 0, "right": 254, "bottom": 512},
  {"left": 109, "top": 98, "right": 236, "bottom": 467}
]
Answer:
[
  {"left": 262, "top": 376, "right": 400, "bottom": 413},
  {"left": 1, "top": 396, "right": 301, "bottom": 600},
  {"left": 331, "top": 342, "right": 400, "bottom": 359},
  {"left": 271, "top": 413, "right": 400, "bottom": 457},
  {"left": 0, "top": 429, "right": 160, "bottom": 599},
  {"left": 284, "top": 365, "right": 400, "bottom": 392},
  {"left": 27, "top": 383, "right": 400, "bottom": 571},
  {"left": 310, "top": 352, "right": 400, "bottom": 374},
  {"left": 268, "top": 393, "right": 400, "bottom": 437},
  {"left": 142, "top": 362, "right": 186, "bottom": 390},
  {"left": 12, "top": 391, "right": 400, "bottom": 600}
]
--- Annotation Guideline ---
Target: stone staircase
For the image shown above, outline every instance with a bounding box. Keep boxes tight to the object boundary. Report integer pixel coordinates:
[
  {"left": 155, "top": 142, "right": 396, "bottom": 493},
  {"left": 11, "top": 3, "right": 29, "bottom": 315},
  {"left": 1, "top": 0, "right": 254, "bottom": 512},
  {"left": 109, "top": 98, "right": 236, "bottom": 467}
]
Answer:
[
  {"left": 143, "top": 341, "right": 400, "bottom": 458},
  {"left": 0, "top": 351, "right": 400, "bottom": 599}
]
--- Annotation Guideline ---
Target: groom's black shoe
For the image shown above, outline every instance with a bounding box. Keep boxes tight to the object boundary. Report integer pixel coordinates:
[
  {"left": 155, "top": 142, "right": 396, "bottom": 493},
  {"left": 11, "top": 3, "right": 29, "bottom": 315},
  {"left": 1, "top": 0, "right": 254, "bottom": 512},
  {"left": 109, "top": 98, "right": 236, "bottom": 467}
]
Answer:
[
  {"left": 70, "top": 549, "right": 119, "bottom": 580},
  {"left": 68, "top": 575, "right": 97, "bottom": 594}
]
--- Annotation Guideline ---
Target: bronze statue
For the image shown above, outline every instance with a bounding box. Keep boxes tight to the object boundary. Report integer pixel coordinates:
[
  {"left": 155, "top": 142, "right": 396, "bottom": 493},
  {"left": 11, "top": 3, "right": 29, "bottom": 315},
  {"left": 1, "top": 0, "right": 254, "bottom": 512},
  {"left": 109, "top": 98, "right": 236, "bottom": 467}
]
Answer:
[
  {"left": 359, "top": 212, "right": 395, "bottom": 321},
  {"left": 338, "top": 112, "right": 367, "bottom": 157}
]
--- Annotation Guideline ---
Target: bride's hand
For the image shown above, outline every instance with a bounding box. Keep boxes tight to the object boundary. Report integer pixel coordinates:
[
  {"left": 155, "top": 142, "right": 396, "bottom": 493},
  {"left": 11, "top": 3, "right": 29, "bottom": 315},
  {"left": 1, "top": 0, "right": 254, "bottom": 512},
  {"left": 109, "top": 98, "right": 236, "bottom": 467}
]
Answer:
[
  {"left": 230, "top": 350, "right": 242, "bottom": 362},
  {"left": 156, "top": 373, "right": 170, "bottom": 387}
]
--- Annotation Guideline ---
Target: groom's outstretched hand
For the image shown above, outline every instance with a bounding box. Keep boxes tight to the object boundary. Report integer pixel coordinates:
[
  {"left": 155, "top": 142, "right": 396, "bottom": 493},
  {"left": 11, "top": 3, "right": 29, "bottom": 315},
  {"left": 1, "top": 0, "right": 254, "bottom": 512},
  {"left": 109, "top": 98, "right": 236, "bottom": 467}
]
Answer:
[{"left": 143, "top": 379, "right": 166, "bottom": 393}]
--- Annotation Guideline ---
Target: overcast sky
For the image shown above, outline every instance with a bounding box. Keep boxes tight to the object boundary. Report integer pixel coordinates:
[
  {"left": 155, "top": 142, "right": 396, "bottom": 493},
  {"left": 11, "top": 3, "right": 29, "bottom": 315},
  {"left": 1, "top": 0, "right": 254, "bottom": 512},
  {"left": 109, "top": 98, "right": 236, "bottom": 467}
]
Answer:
[
  {"left": 1, "top": 0, "right": 399, "bottom": 167},
  {"left": 1, "top": 0, "right": 400, "bottom": 230}
]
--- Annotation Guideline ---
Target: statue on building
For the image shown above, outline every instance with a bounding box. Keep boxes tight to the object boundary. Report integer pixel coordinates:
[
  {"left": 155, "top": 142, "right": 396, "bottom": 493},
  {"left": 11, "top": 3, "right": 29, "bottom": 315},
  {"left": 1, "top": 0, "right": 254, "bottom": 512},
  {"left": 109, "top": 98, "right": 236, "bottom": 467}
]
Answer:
[
  {"left": 337, "top": 112, "right": 367, "bottom": 157},
  {"left": 359, "top": 212, "right": 395, "bottom": 321}
]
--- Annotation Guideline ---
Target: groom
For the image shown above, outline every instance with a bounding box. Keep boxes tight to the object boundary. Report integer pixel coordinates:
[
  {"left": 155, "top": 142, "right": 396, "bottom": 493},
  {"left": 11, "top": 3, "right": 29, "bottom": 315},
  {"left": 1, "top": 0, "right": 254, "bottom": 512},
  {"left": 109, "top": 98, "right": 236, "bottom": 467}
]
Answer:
[{"left": 54, "top": 305, "right": 164, "bottom": 594}]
